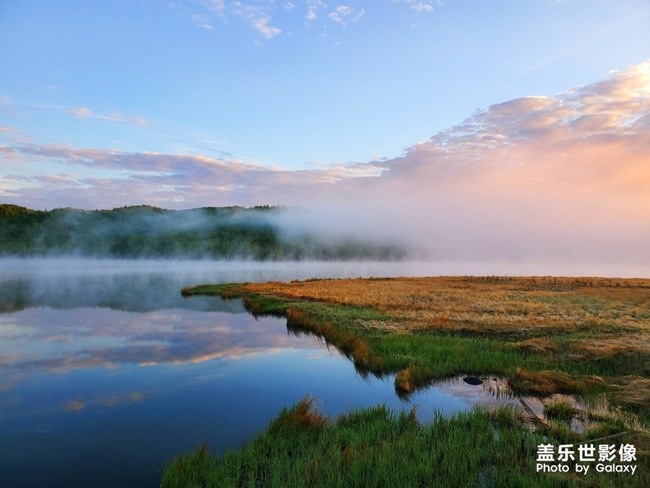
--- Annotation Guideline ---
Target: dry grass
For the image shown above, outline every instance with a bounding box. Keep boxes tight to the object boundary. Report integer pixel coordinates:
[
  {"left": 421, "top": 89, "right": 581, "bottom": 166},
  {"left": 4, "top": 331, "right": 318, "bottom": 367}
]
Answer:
[
  {"left": 511, "top": 369, "right": 581, "bottom": 395},
  {"left": 569, "top": 335, "right": 649, "bottom": 357},
  {"left": 240, "top": 276, "right": 650, "bottom": 336},
  {"left": 285, "top": 308, "right": 382, "bottom": 370},
  {"left": 512, "top": 337, "right": 558, "bottom": 354},
  {"left": 395, "top": 366, "right": 416, "bottom": 393},
  {"left": 511, "top": 369, "right": 609, "bottom": 396},
  {"left": 614, "top": 377, "right": 650, "bottom": 416},
  {"left": 269, "top": 397, "right": 328, "bottom": 433}
]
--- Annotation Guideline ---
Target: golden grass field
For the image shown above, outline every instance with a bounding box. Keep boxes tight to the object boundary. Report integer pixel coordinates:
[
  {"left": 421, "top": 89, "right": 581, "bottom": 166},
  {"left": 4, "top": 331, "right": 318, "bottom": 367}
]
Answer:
[
  {"left": 240, "top": 276, "right": 650, "bottom": 356},
  {"left": 232, "top": 276, "right": 650, "bottom": 411}
]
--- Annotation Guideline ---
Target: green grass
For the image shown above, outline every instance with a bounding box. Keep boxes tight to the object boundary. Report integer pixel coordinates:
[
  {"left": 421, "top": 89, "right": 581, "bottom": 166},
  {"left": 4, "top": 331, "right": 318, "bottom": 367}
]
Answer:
[
  {"left": 161, "top": 398, "right": 649, "bottom": 488},
  {"left": 544, "top": 399, "right": 576, "bottom": 420}
]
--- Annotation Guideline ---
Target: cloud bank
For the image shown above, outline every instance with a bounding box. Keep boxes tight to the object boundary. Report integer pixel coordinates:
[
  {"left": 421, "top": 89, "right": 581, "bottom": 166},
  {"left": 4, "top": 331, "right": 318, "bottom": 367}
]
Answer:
[{"left": 2, "top": 61, "right": 649, "bottom": 264}]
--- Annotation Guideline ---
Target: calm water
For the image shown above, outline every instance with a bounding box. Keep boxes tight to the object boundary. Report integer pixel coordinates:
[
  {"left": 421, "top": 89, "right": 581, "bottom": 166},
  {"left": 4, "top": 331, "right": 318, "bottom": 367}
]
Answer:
[{"left": 1, "top": 258, "right": 642, "bottom": 487}]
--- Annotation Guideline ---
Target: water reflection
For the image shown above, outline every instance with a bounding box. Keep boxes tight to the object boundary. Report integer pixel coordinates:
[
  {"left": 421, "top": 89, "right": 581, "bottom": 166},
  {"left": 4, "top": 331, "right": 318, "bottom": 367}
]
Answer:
[
  {"left": 0, "top": 274, "right": 245, "bottom": 313},
  {"left": 0, "top": 307, "right": 309, "bottom": 380}
]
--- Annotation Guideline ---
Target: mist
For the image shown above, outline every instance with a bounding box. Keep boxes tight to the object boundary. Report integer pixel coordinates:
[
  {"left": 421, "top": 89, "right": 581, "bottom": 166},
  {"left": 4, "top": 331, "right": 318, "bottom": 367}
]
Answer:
[
  {"left": 269, "top": 62, "right": 650, "bottom": 270},
  {"left": 0, "top": 205, "right": 406, "bottom": 261}
]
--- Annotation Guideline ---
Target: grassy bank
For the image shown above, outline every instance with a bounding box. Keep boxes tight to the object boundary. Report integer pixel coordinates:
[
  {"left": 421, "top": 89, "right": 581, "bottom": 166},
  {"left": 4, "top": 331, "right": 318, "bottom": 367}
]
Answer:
[
  {"left": 166, "top": 276, "right": 650, "bottom": 486},
  {"left": 162, "top": 398, "right": 648, "bottom": 487},
  {"left": 182, "top": 277, "right": 650, "bottom": 415}
]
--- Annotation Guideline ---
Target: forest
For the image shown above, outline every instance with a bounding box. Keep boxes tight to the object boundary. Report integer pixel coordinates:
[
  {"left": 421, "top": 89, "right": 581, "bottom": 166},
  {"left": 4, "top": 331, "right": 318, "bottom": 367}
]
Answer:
[{"left": 0, "top": 204, "right": 404, "bottom": 260}]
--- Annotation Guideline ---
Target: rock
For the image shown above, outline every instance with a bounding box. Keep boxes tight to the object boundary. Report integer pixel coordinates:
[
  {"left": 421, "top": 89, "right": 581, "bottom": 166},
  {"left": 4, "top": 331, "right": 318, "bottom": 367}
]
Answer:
[{"left": 463, "top": 376, "right": 483, "bottom": 385}]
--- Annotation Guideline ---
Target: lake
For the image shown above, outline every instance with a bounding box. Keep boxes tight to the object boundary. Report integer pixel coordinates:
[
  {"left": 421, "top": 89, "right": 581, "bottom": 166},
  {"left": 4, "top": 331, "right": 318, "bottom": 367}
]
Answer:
[{"left": 0, "top": 258, "right": 645, "bottom": 487}]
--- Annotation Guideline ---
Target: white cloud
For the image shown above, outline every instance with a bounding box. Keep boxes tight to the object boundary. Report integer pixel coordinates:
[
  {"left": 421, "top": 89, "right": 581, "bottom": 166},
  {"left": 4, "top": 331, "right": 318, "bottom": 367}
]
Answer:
[
  {"left": 176, "top": 1, "right": 444, "bottom": 37},
  {"left": 191, "top": 13, "right": 215, "bottom": 30},
  {"left": 411, "top": 2, "right": 434, "bottom": 13},
  {"left": 233, "top": 1, "right": 282, "bottom": 38},
  {"left": 68, "top": 107, "right": 93, "bottom": 118},
  {"left": 397, "top": 0, "right": 440, "bottom": 13},
  {"left": 251, "top": 16, "right": 282, "bottom": 38},
  {"left": 172, "top": 1, "right": 286, "bottom": 38},
  {"left": 328, "top": 5, "right": 365, "bottom": 25},
  {"left": 306, "top": 0, "right": 327, "bottom": 22},
  {"left": 100, "top": 112, "right": 149, "bottom": 127},
  {"left": 67, "top": 106, "right": 148, "bottom": 126}
]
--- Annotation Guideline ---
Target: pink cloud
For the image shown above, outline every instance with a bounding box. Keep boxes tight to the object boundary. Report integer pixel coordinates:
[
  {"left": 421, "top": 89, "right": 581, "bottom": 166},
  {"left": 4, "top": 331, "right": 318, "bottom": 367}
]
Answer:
[
  {"left": 68, "top": 107, "right": 93, "bottom": 118},
  {"left": 67, "top": 106, "right": 148, "bottom": 126}
]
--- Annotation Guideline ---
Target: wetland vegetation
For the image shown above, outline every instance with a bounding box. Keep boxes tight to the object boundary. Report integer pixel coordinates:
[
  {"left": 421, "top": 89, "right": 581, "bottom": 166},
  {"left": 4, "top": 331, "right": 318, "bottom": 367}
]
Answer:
[{"left": 166, "top": 276, "right": 650, "bottom": 487}]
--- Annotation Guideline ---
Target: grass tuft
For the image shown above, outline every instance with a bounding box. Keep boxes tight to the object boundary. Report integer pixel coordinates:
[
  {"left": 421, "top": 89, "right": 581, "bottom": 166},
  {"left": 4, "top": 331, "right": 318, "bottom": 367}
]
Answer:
[
  {"left": 616, "top": 377, "right": 650, "bottom": 416},
  {"left": 511, "top": 369, "right": 585, "bottom": 395},
  {"left": 268, "top": 397, "right": 327, "bottom": 434},
  {"left": 394, "top": 365, "right": 415, "bottom": 393},
  {"left": 544, "top": 399, "right": 575, "bottom": 420}
]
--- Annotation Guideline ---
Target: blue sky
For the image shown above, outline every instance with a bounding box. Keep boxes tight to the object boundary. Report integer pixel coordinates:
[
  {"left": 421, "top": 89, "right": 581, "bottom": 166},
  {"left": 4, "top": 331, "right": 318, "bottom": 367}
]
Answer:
[{"left": 1, "top": 0, "right": 649, "bottom": 171}]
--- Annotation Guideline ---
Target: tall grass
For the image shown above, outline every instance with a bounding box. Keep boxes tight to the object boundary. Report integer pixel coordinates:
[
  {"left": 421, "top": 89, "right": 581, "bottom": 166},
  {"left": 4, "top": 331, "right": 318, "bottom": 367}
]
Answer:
[{"left": 161, "top": 399, "right": 648, "bottom": 487}]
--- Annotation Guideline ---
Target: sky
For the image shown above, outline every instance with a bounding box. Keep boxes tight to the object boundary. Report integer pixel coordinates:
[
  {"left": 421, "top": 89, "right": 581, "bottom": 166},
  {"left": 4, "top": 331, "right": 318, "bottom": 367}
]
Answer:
[{"left": 1, "top": 0, "right": 650, "bottom": 265}]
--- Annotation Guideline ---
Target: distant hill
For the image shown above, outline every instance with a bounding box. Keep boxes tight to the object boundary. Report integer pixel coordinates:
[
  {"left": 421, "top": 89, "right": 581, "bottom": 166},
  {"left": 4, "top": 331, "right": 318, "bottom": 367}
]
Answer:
[{"left": 0, "top": 204, "right": 405, "bottom": 260}]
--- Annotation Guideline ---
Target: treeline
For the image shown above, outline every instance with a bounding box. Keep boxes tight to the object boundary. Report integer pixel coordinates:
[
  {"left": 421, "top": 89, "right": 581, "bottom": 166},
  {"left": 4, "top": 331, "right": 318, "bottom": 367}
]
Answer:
[{"left": 0, "top": 204, "right": 405, "bottom": 260}]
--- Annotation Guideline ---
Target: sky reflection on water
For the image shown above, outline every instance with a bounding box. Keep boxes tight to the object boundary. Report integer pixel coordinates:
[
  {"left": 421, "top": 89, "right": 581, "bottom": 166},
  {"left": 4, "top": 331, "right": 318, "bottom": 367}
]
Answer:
[{"left": 0, "top": 259, "right": 525, "bottom": 487}]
